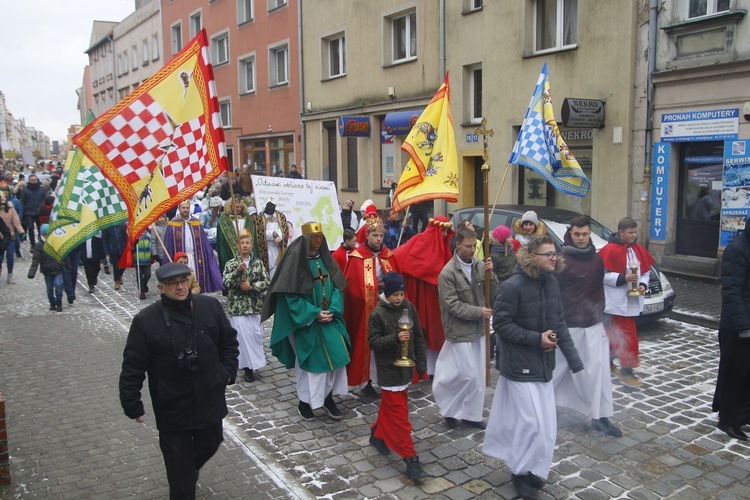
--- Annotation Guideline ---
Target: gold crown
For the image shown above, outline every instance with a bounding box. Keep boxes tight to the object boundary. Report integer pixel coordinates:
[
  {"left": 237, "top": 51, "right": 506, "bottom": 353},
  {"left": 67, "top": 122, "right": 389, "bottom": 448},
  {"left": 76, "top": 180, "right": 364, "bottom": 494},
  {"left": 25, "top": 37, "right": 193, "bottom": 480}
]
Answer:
[{"left": 301, "top": 222, "right": 323, "bottom": 235}]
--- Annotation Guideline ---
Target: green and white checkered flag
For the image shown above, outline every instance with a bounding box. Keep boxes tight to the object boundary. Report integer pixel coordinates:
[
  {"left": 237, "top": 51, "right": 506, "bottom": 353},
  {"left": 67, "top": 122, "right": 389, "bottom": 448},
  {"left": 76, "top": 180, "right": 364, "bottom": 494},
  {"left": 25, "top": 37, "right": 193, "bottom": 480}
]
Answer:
[
  {"left": 82, "top": 164, "right": 128, "bottom": 220},
  {"left": 50, "top": 149, "right": 88, "bottom": 222}
]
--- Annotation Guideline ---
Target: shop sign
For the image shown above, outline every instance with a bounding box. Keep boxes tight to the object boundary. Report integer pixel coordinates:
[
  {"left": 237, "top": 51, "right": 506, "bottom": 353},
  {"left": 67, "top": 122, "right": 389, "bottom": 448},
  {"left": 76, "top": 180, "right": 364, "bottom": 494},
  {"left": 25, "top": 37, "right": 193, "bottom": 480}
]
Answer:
[
  {"left": 660, "top": 108, "right": 739, "bottom": 142},
  {"left": 561, "top": 99, "right": 605, "bottom": 128},
  {"left": 337, "top": 116, "right": 370, "bottom": 137},
  {"left": 650, "top": 142, "right": 670, "bottom": 241}
]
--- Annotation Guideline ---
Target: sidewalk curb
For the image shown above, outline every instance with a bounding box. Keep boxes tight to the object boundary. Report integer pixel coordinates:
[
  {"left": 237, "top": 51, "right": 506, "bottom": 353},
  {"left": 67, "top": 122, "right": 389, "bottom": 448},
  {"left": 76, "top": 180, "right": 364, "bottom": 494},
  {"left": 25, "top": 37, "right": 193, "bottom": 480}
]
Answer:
[{"left": 668, "top": 310, "right": 719, "bottom": 330}]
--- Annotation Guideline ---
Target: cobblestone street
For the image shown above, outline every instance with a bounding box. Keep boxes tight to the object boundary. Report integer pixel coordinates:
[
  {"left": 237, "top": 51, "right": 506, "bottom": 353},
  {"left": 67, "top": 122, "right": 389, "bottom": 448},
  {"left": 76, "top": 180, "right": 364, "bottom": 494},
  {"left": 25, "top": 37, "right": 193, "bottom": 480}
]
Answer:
[{"left": 0, "top": 262, "right": 748, "bottom": 499}]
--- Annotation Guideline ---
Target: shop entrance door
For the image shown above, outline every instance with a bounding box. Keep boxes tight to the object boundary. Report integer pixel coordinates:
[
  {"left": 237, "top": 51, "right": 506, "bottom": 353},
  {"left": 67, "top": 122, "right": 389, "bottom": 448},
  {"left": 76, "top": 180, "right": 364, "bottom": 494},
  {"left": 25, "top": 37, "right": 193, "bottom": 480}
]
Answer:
[{"left": 675, "top": 142, "right": 722, "bottom": 257}]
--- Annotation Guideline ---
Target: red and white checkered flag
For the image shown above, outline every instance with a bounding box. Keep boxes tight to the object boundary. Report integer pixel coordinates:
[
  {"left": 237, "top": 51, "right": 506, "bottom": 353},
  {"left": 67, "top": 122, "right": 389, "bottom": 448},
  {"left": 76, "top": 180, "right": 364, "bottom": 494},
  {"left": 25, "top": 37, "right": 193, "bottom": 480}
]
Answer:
[
  {"left": 90, "top": 94, "right": 174, "bottom": 184},
  {"left": 162, "top": 116, "right": 215, "bottom": 197}
]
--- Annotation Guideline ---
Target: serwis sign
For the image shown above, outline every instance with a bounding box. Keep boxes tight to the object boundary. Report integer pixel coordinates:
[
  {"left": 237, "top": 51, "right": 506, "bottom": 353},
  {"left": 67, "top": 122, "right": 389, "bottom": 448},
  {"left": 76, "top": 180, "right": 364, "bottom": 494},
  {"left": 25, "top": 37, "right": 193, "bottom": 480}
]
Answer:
[{"left": 561, "top": 98, "right": 605, "bottom": 128}]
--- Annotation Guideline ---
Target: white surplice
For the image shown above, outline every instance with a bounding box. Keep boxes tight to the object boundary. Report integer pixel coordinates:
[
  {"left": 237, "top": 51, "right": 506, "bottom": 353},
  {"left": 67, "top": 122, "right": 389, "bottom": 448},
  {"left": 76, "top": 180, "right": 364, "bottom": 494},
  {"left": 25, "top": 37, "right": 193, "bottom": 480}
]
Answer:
[
  {"left": 552, "top": 322, "right": 614, "bottom": 419},
  {"left": 231, "top": 314, "right": 266, "bottom": 371},
  {"left": 483, "top": 376, "right": 556, "bottom": 479},
  {"left": 432, "top": 336, "right": 486, "bottom": 421}
]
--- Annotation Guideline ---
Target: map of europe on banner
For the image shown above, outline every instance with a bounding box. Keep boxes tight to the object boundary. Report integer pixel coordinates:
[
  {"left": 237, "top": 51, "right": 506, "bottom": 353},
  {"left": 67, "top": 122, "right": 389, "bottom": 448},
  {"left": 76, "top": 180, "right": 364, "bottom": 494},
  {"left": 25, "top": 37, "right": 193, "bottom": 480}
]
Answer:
[
  {"left": 250, "top": 175, "right": 344, "bottom": 249},
  {"left": 720, "top": 139, "right": 750, "bottom": 246}
]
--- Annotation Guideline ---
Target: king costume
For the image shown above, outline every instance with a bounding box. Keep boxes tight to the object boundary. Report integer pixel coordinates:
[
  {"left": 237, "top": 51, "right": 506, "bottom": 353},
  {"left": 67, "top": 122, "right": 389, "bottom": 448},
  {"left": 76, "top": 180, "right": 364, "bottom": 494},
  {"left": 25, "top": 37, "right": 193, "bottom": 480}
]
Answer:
[
  {"left": 262, "top": 224, "right": 351, "bottom": 415},
  {"left": 164, "top": 215, "right": 223, "bottom": 293},
  {"left": 255, "top": 202, "right": 290, "bottom": 280},
  {"left": 344, "top": 209, "right": 400, "bottom": 389},
  {"left": 216, "top": 202, "right": 258, "bottom": 274}
]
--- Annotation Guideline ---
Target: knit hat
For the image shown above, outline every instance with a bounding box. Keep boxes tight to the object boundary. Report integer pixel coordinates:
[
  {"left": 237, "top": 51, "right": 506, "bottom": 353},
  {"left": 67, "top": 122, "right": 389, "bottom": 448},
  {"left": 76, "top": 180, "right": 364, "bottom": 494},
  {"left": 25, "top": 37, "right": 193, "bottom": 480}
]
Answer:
[
  {"left": 360, "top": 199, "right": 374, "bottom": 212},
  {"left": 492, "top": 225, "right": 512, "bottom": 243},
  {"left": 382, "top": 271, "right": 406, "bottom": 298},
  {"left": 40, "top": 223, "right": 49, "bottom": 236},
  {"left": 342, "top": 199, "right": 354, "bottom": 210},
  {"left": 173, "top": 251, "right": 189, "bottom": 263},
  {"left": 521, "top": 210, "right": 539, "bottom": 226}
]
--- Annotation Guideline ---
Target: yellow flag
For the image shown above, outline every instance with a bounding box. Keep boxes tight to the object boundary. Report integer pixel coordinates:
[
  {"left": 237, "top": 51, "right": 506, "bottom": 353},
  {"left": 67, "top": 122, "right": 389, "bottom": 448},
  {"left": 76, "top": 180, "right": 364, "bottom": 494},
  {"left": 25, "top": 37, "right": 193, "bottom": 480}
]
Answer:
[{"left": 392, "top": 73, "right": 459, "bottom": 211}]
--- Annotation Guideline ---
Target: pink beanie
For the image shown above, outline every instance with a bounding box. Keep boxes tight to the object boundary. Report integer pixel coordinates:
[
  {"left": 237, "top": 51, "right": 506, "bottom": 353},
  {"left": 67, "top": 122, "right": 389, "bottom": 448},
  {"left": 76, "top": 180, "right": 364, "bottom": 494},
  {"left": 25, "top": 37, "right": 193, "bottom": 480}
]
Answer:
[{"left": 492, "top": 225, "right": 512, "bottom": 243}]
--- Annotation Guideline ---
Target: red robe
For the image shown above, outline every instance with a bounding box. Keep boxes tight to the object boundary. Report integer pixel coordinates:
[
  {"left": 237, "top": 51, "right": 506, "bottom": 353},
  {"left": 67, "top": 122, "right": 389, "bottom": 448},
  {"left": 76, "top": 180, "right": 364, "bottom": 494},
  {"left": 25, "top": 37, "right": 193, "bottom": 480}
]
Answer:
[
  {"left": 331, "top": 244, "right": 351, "bottom": 274},
  {"left": 393, "top": 218, "right": 454, "bottom": 351},
  {"left": 343, "top": 244, "right": 400, "bottom": 386}
]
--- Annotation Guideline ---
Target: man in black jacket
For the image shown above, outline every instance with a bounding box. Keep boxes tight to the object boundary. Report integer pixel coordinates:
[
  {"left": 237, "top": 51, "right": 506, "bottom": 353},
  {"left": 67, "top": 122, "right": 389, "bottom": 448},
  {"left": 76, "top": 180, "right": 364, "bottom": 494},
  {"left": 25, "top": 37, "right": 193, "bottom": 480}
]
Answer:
[
  {"left": 19, "top": 174, "right": 45, "bottom": 247},
  {"left": 552, "top": 216, "right": 621, "bottom": 437},
  {"left": 712, "top": 214, "right": 750, "bottom": 441},
  {"left": 119, "top": 263, "right": 238, "bottom": 499}
]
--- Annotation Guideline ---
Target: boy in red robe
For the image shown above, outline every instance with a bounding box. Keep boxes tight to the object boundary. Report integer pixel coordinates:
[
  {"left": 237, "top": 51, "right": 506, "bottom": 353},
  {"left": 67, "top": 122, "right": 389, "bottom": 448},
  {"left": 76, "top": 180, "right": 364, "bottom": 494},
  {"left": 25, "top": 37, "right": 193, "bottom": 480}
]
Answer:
[{"left": 598, "top": 217, "right": 655, "bottom": 387}]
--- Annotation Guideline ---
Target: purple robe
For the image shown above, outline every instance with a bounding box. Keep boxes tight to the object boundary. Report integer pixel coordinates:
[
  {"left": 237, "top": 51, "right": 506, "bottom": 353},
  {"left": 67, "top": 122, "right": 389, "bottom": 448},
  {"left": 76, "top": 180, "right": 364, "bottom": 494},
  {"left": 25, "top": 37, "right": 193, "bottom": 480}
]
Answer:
[{"left": 164, "top": 217, "right": 223, "bottom": 293}]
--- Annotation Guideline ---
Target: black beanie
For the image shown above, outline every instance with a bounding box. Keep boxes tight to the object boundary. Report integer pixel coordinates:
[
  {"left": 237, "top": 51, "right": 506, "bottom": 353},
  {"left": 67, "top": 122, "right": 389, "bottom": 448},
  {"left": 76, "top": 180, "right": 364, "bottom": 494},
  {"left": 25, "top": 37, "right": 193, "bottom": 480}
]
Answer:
[{"left": 382, "top": 271, "right": 406, "bottom": 298}]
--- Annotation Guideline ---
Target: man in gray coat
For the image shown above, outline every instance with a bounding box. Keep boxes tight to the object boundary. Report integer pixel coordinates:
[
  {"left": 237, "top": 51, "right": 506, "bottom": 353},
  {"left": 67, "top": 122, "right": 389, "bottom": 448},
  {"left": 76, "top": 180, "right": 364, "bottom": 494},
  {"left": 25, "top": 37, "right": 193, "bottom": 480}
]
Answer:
[{"left": 433, "top": 226, "right": 497, "bottom": 430}]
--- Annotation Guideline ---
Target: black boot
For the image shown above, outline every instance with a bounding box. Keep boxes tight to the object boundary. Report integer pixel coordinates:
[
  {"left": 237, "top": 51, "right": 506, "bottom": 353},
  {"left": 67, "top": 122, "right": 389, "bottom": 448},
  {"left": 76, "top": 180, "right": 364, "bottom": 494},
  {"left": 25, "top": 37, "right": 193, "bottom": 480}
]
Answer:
[
  {"left": 323, "top": 392, "right": 343, "bottom": 420},
  {"left": 369, "top": 427, "right": 390, "bottom": 455},
  {"left": 403, "top": 456, "right": 428, "bottom": 480},
  {"left": 49, "top": 302, "right": 56, "bottom": 311},
  {"left": 361, "top": 380, "right": 380, "bottom": 398},
  {"left": 55, "top": 301, "right": 62, "bottom": 312},
  {"left": 243, "top": 368, "right": 254, "bottom": 382}
]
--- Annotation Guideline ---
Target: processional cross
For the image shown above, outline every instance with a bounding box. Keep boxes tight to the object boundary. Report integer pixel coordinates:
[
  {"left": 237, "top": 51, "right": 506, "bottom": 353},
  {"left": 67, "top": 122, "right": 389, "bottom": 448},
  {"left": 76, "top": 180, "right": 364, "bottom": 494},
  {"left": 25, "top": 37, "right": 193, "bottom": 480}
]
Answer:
[
  {"left": 475, "top": 116, "right": 494, "bottom": 388},
  {"left": 312, "top": 263, "right": 330, "bottom": 310},
  {"left": 475, "top": 117, "right": 494, "bottom": 168}
]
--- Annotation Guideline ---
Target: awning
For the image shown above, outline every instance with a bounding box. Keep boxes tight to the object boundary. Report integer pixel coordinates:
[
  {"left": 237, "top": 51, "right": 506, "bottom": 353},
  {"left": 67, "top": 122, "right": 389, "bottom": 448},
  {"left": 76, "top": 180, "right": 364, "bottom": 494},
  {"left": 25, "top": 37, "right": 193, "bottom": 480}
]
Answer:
[
  {"left": 383, "top": 109, "right": 423, "bottom": 136},
  {"left": 337, "top": 116, "right": 370, "bottom": 137}
]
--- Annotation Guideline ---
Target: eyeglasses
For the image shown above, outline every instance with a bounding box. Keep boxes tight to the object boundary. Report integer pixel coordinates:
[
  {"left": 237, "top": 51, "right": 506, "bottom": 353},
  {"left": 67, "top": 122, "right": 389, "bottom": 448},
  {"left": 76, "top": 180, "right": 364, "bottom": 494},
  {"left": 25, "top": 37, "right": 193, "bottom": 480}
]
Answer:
[
  {"left": 533, "top": 252, "right": 559, "bottom": 260},
  {"left": 162, "top": 277, "right": 189, "bottom": 287}
]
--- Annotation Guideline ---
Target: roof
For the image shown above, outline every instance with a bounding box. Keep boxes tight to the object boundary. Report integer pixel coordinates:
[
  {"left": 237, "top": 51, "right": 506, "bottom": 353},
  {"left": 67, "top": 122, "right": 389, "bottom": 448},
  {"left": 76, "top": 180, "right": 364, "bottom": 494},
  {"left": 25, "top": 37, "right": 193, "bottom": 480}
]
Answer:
[{"left": 86, "top": 21, "right": 118, "bottom": 52}]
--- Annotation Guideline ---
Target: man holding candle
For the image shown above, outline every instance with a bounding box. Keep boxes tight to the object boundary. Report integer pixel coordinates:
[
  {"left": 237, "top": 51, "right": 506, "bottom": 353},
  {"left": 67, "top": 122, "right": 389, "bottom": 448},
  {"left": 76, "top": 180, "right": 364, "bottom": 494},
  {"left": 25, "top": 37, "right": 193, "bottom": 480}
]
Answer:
[{"left": 599, "top": 217, "right": 655, "bottom": 387}]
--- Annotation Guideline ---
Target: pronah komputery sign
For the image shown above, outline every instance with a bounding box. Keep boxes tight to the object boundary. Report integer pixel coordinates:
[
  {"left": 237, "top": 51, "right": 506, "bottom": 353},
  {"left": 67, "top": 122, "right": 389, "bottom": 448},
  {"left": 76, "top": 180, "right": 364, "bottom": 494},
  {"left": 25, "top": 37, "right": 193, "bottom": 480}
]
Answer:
[
  {"left": 650, "top": 142, "right": 670, "bottom": 241},
  {"left": 660, "top": 108, "right": 739, "bottom": 142}
]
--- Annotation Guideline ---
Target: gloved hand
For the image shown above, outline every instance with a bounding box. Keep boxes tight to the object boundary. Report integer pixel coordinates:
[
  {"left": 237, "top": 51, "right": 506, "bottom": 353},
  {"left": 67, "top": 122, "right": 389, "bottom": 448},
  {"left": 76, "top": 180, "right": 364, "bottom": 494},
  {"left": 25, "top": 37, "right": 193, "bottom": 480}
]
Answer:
[{"left": 20, "top": 233, "right": 27, "bottom": 241}]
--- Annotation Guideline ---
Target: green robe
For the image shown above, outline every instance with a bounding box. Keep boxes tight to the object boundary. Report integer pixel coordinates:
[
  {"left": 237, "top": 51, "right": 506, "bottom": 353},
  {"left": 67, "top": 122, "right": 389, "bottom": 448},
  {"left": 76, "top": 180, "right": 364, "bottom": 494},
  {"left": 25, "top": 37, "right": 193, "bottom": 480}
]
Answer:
[
  {"left": 269, "top": 257, "right": 351, "bottom": 373},
  {"left": 216, "top": 213, "right": 258, "bottom": 274}
]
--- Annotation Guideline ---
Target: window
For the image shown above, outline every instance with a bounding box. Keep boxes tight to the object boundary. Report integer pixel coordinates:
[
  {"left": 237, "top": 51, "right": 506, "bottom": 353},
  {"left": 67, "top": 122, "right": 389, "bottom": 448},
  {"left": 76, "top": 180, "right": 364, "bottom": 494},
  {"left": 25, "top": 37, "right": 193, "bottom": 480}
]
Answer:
[
  {"left": 534, "top": 0, "right": 577, "bottom": 53},
  {"left": 239, "top": 55, "right": 256, "bottom": 94},
  {"left": 189, "top": 11, "right": 202, "bottom": 38},
  {"left": 268, "top": 0, "right": 287, "bottom": 11},
  {"left": 687, "top": 0, "right": 730, "bottom": 18},
  {"left": 122, "top": 51, "right": 129, "bottom": 74},
  {"left": 116, "top": 54, "right": 122, "bottom": 76},
  {"left": 152, "top": 34, "right": 160, "bottom": 61},
  {"left": 219, "top": 100, "right": 231, "bottom": 128},
  {"left": 392, "top": 10, "right": 417, "bottom": 63},
  {"left": 238, "top": 0, "right": 254, "bottom": 24},
  {"left": 269, "top": 43, "right": 289, "bottom": 86},
  {"left": 142, "top": 40, "right": 149, "bottom": 65},
  {"left": 463, "top": 0, "right": 483, "bottom": 12},
  {"left": 467, "top": 64, "right": 482, "bottom": 123},
  {"left": 211, "top": 32, "right": 229, "bottom": 65},
  {"left": 346, "top": 137, "right": 358, "bottom": 189},
  {"left": 171, "top": 22, "right": 183, "bottom": 55},
  {"left": 325, "top": 34, "right": 346, "bottom": 78},
  {"left": 132, "top": 46, "right": 138, "bottom": 70}
]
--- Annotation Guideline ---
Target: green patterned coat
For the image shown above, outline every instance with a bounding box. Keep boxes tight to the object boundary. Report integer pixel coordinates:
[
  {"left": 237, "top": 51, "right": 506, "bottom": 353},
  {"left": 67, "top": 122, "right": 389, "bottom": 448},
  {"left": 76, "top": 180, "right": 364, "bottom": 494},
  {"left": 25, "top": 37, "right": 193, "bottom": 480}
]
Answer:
[{"left": 223, "top": 255, "right": 270, "bottom": 316}]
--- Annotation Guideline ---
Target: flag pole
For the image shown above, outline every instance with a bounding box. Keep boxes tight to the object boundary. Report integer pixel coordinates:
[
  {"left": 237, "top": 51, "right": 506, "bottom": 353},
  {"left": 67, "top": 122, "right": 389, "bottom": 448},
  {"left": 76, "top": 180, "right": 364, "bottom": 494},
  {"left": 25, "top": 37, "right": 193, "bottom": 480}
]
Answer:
[
  {"left": 396, "top": 206, "right": 411, "bottom": 247},
  {"left": 489, "top": 162, "right": 512, "bottom": 216},
  {"left": 152, "top": 226, "right": 173, "bottom": 263},
  {"left": 476, "top": 118, "right": 494, "bottom": 387}
]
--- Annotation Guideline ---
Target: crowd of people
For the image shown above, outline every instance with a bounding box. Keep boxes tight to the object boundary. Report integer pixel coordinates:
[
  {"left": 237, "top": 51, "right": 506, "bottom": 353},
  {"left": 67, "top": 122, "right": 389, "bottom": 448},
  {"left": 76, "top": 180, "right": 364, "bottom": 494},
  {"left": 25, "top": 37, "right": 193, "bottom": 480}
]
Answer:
[{"left": 4, "top": 160, "right": 746, "bottom": 499}]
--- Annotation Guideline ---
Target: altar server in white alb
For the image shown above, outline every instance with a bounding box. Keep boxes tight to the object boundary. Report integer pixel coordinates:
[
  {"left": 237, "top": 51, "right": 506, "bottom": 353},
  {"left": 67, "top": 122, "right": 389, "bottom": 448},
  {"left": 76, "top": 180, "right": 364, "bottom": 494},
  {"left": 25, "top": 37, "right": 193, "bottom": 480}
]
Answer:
[
  {"left": 552, "top": 216, "right": 621, "bottom": 437},
  {"left": 484, "top": 235, "right": 582, "bottom": 499},
  {"left": 434, "top": 226, "right": 497, "bottom": 430}
]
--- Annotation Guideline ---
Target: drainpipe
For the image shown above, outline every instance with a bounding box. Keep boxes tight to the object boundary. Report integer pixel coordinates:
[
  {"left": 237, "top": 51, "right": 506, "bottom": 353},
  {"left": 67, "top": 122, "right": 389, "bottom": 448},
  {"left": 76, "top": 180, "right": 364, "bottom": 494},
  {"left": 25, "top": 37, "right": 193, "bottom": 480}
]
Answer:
[
  {"left": 643, "top": 0, "right": 657, "bottom": 230},
  {"left": 109, "top": 33, "right": 116, "bottom": 108},
  {"left": 439, "top": 0, "right": 446, "bottom": 216},
  {"left": 297, "top": 0, "right": 306, "bottom": 177}
]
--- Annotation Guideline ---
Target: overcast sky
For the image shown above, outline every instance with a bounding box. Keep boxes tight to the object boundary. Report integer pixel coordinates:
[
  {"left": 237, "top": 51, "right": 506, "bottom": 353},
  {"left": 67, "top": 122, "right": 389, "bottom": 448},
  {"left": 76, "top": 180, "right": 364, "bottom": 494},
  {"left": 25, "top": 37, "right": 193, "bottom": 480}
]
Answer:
[{"left": 0, "top": 0, "right": 137, "bottom": 143}]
